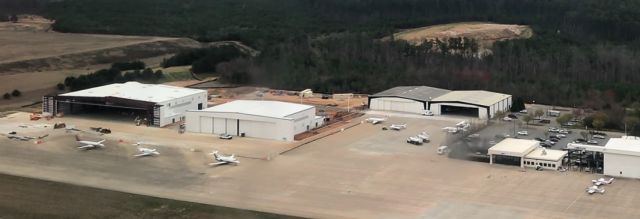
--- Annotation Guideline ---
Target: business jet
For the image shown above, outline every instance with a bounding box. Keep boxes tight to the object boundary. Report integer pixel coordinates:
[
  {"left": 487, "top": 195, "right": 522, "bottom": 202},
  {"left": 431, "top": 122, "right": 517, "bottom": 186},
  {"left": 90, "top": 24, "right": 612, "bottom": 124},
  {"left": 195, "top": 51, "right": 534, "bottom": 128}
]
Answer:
[
  {"left": 365, "top": 117, "right": 386, "bottom": 124},
  {"left": 586, "top": 185, "right": 605, "bottom": 194},
  {"left": 592, "top": 177, "right": 614, "bottom": 186},
  {"left": 134, "top": 147, "right": 160, "bottom": 157},
  {"left": 208, "top": 151, "right": 240, "bottom": 166},
  {"left": 75, "top": 135, "right": 106, "bottom": 150},
  {"left": 389, "top": 124, "right": 407, "bottom": 130}
]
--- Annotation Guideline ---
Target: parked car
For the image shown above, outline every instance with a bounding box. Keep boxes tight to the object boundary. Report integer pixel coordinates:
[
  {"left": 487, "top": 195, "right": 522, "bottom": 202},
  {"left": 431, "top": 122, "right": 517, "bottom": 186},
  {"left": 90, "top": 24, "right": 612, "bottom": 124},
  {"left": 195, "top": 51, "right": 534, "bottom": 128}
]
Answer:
[
  {"left": 555, "top": 134, "right": 567, "bottom": 138},
  {"left": 407, "top": 137, "right": 423, "bottom": 145},
  {"left": 574, "top": 138, "right": 586, "bottom": 143},
  {"left": 549, "top": 137, "right": 560, "bottom": 142},
  {"left": 422, "top": 110, "right": 434, "bottom": 116},
  {"left": 502, "top": 117, "right": 513, "bottom": 121},
  {"left": 587, "top": 140, "right": 599, "bottom": 145},
  {"left": 548, "top": 127, "right": 559, "bottom": 133},
  {"left": 519, "top": 109, "right": 528, "bottom": 114},
  {"left": 219, "top": 134, "right": 233, "bottom": 140},
  {"left": 534, "top": 137, "right": 545, "bottom": 142},
  {"left": 540, "top": 142, "right": 551, "bottom": 147},
  {"left": 558, "top": 129, "right": 570, "bottom": 134},
  {"left": 517, "top": 130, "right": 528, "bottom": 136},
  {"left": 545, "top": 140, "right": 556, "bottom": 145},
  {"left": 593, "top": 135, "right": 606, "bottom": 139},
  {"left": 508, "top": 114, "right": 518, "bottom": 119}
]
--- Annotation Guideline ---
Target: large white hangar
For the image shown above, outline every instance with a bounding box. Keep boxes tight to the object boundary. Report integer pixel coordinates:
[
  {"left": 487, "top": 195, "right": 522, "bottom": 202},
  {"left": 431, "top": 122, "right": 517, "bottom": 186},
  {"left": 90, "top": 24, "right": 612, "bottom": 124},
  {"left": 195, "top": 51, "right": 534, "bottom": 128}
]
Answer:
[
  {"left": 185, "top": 100, "right": 320, "bottom": 141},
  {"left": 429, "top": 90, "right": 512, "bottom": 119},
  {"left": 368, "top": 86, "right": 451, "bottom": 114},
  {"left": 43, "top": 82, "right": 207, "bottom": 127}
]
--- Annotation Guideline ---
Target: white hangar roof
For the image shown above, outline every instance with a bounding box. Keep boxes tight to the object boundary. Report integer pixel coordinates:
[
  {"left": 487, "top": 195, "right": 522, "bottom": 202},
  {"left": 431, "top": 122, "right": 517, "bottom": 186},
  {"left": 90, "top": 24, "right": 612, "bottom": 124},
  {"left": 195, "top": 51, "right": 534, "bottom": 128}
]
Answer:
[
  {"left": 369, "top": 86, "right": 451, "bottom": 102},
  {"left": 61, "top": 82, "right": 206, "bottom": 103},
  {"left": 432, "top": 90, "right": 511, "bottom": 106},
  {"left": 603, "top": 136, "right": 640, "bottom": 156},
  {"left": 488, "top": 138, "right": 539, "bottom": 157},
  {"left": 202, "top": 100, "right": 314, "bottom": 119}
]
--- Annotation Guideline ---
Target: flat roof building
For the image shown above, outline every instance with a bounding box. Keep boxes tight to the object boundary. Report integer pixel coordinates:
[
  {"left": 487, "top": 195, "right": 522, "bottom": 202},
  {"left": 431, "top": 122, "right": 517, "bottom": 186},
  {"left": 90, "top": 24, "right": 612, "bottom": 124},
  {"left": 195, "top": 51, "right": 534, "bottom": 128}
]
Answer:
[
  {"left": 185, "top": 100, "right": 321, "bottom": 141},
  {"left": 489, "top": 138, "right": 567, "bottom": 169},
  {"left": 570, "top": 136, "right": 640, "bottom": 178}
]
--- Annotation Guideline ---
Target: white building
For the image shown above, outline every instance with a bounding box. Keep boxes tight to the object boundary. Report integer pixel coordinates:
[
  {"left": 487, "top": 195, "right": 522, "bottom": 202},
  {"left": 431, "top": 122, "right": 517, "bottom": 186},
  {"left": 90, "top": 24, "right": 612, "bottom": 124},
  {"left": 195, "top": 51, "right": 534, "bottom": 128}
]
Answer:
[
  {"left": 43, "top": 82, "right": 207, "bottom": 127},
  {"left": 569, "top": 136, "right": 640, "bottom": 178},
  {"left": 489, "top": 138, "right": 567, "bottom": 169},
  {"left": 523, "top": 147, "right": 567, "bottom": 170},
  {"left": 429, "top": 90, "right": 512, "bottom": 119},
  {"left": 185, "top": 100, "right": 320, "bottom": 141},
  {"left": 368, "top": 86, "right": 451, "bottom": 114}
]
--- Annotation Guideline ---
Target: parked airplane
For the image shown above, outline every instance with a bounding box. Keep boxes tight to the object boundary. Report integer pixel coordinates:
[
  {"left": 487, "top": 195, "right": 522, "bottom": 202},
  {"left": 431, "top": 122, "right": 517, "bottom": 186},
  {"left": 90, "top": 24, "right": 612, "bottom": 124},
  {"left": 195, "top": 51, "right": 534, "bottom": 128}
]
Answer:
[
  {"left": 586, "top": 185, "right": 605, "bottom": 194},
  {"left": 208, "top": 151, "right": 240, "bottom": 166},
  {"left": 592, "top": 177, "right": 614, "bottom": 186},
  {"left": 7, "top": 135, "right": 35, "bottom": 141},
  {"left": 134, "top": 147, "right": 160, "bottom": 157},
  {"left": 365, "top": 117, "right": 386, "bottom": 124},
  {"left": 75, "top": 135, "right": 106, "bottom": 150},
  {"left": 441, "top": 127, "right": 459, "bottom": 133},
  {"left": 389, "top": 124, "right": 407, "bottom": 130},
  {"left": 417, "top": 132, "right": 430, "bottom": 142}
]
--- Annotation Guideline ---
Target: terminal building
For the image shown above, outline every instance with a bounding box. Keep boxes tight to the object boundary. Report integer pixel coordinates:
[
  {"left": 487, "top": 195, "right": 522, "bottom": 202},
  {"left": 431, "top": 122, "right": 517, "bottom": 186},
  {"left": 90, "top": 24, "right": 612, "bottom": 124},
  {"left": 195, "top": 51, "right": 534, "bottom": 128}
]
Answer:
[
  {"left": 185, "top": 100, "right": 322, "bottom": 141},
  {"left": 568, "top": 136, "right": 640, "bottom": 179},
  {"left": 368, "top": 86, "right": 511, "bottom": 119},
  {"left": 43, "top": 82, "right": 207, "bottom": 127},
  {"left": 488, "top": 138, "right": 567, "bottom": 170}
]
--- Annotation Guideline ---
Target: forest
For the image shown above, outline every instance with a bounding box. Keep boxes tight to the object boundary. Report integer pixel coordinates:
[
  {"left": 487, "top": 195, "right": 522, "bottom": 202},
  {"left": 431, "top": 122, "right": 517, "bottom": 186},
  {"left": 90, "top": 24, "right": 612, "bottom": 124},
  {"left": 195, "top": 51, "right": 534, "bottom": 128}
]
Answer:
[{"left": 6, "top": 0, "right": 640, "bottom": 131}]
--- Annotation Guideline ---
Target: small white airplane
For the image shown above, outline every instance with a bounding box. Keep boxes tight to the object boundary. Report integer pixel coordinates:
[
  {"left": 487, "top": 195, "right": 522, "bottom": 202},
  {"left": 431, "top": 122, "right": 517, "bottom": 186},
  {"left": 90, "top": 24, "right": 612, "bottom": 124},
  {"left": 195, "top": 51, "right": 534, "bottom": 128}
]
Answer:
[
  {"left": 208, "top": 151, "right": 240, "bottom": 166},
  {"left": 417, "top": 132, "right": 430, "bottom": 142},
  {"left": 442, "top": 127, "right": 459, "bottom": 133},
  {"left": 7, "top": 135, "right": 35, "bottom": 141},
  {"left": 592, "top": 177, "right": 614, "bottom": 186},
  {"left": 586, "top": 185, "right": 605, "bottom": 194},
  {"left": 134, "top": 147, "right": 160, "bottom": 157},
  {"left": 456, "top": 121, "right": 470, "bottom": 128},
  {"left": 389, "top": 124, "right": 407, "bottom": 130},
  {"left": 75, "top": 135, "right": 105, "bottom": 150},
  {"left": 365, "top": 117, "right": 386, "bottom": 124}
]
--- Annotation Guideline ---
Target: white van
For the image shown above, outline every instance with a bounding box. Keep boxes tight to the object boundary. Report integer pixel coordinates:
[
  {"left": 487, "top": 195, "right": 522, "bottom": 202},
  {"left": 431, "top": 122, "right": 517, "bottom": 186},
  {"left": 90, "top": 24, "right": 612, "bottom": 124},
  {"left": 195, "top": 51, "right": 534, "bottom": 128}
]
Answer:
[{"left": 437, "top": 146, "right": 449, "bottom": 155}]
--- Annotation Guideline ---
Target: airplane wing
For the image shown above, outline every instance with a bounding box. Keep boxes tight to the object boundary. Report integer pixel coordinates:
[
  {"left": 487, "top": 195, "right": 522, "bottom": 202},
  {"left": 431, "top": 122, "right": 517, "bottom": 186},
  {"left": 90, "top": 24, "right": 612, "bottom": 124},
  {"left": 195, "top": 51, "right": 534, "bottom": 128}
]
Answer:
[
  {"left": 208, "top": 161, "right": 228, "bottom": 166},
  {"left": 77, "top": 145, "right": 94, "bottom": 149},
  {"left": 134, "top": 153, "right": 149, "bottom": 157}
]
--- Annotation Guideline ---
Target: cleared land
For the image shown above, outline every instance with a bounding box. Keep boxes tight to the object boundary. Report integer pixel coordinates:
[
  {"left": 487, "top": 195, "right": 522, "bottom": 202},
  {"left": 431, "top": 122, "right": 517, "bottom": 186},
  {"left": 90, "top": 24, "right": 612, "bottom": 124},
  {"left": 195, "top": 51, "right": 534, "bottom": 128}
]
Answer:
[
  {"left": 392, "top": 22, "right": 532, "bottom": 50},
  {"left": 1, "top": 112, "right": 640, "bottom": 218}
]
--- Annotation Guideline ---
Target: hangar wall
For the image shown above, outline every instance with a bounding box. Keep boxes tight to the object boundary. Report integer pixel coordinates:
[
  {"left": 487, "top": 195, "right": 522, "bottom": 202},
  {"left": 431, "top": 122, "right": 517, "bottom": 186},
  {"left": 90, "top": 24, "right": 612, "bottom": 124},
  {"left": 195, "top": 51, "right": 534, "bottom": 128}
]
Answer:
[
  {"left": 430, "top": 102, "right": 489, "bottom": 119},
  {"left": 369, "top": 97, "right": 424, "bottom": 114},
  {"left": 604, "top": 153, "right": 640, "bottom": 178},
  {"left": 186, "top": 107, "right": 316, "bottom": 141},
  {"left": 158, "top": 92, "right": 207, "bottom": 127}
]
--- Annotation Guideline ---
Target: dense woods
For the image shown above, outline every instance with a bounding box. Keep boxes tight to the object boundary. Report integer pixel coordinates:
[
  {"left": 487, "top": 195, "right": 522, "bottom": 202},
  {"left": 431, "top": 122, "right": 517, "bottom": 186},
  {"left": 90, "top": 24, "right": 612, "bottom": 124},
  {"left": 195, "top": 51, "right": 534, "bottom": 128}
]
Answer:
[{"left": 7, "top": 0, "right": 640, "bottom": 132}]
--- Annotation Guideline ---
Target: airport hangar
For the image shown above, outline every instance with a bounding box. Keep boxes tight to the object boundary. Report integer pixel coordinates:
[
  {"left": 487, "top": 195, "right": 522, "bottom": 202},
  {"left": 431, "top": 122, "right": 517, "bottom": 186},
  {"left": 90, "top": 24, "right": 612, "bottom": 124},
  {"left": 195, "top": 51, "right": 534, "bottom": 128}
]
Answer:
[
  {"left": 43, "top": 82, "right": 207, "bottom": 127},
  {"left": 368, "top": 86, "right": 451, "bottom": 114},
  {"left": 185, "top": 100, "right": 323, "bottom": 141},
  {"left": 568, "top": 136, "right": 640, "bottom": 179},
  {"left": 368, "top": 86, "right": 512, "bottom": 119}
]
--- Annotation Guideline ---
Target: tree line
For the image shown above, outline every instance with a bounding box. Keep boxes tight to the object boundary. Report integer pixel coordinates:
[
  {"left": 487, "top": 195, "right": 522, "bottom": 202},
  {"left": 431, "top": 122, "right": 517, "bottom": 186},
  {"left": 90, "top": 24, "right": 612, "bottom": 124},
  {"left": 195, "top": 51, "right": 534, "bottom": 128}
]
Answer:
[{"left": 63, "top": 61, "right": 162, "bottom": 91}]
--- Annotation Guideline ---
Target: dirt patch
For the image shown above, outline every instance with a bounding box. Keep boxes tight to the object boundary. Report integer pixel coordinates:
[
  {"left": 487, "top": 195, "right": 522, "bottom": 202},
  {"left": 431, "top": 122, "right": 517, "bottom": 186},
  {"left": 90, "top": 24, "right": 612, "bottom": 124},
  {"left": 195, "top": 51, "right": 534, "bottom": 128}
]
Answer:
[
  {"left": 0, "top": 15, "right": 53, "bottom": 32},
  {"left": 390, "top": 22, "right": 532, "bottom": 53}
]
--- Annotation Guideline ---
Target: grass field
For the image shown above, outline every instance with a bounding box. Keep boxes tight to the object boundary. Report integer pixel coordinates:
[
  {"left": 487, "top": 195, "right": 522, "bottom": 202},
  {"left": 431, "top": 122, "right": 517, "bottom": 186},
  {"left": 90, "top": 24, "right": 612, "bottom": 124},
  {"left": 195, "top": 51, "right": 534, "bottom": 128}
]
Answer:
[{"left": 0, "top": 173, "right": 301, "bottom": 219}]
